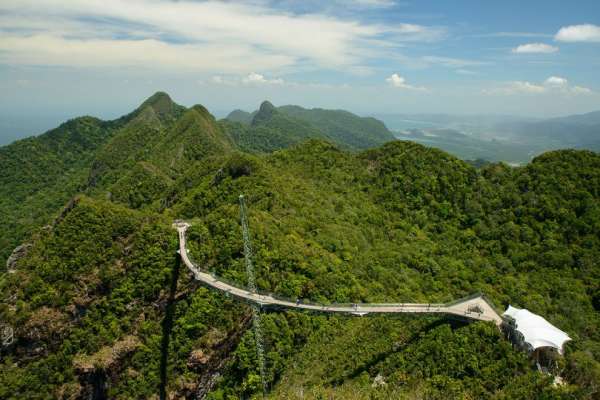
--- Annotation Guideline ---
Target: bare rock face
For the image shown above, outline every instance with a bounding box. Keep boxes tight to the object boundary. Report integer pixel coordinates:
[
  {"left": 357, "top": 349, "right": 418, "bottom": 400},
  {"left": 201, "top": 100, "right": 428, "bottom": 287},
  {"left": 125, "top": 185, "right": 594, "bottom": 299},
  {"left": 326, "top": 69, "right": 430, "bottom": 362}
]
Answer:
[
  {"left": 6, "top": 243, "right": 31, "bottom": 273},
  {"left": 188, "top": 349, "right": 210, "bottom": 367},
  {"left": 1, "top": 323, "right": 14, "bottom": 347},
  {"left": 22, "top": 307, "right": 68, "bottom": 342}
]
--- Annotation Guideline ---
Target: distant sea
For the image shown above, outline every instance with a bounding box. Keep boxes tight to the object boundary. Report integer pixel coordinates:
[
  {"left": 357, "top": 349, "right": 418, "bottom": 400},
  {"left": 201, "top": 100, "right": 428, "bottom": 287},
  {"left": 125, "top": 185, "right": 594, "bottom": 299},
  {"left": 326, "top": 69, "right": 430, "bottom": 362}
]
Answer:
[{"left": 0, "top": 114, "right": 77, "bottom": 146}]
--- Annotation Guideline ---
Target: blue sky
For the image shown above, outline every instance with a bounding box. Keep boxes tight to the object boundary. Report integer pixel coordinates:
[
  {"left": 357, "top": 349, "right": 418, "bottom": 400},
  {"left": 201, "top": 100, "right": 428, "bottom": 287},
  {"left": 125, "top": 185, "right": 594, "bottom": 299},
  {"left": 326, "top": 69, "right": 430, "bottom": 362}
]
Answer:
[{"left": 1, "top": 0, "right": 600, "bottom": 142}]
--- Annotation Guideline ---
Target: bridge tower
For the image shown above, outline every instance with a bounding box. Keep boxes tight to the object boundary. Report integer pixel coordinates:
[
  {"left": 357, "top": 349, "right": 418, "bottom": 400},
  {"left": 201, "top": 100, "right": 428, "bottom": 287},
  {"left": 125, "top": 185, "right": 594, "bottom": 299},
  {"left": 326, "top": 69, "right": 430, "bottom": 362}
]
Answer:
[{"left": 239, "top": 195, "right": 267, "bottom": 395}]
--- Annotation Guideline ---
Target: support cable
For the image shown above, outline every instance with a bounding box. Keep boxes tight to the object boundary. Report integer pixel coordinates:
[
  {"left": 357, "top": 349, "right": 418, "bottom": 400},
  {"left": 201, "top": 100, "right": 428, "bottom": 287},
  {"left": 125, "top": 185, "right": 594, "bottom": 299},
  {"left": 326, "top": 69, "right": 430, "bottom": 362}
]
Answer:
[{"left": 239, "top": 195, "right": 267, "bottom": 396}]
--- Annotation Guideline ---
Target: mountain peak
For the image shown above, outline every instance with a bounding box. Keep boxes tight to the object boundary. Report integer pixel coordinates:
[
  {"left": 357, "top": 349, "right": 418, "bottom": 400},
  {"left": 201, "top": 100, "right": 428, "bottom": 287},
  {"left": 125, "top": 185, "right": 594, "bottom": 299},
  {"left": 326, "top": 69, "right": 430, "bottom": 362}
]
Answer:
[
  {"left": 136, "top": 91, "right": 184, "bottom": 121},
  {"left": 251, "top": 100, "right": 277, "bottom": 126},
  {"left": 259, "top": 100, "right": 275, "bottom": 112},
  {"left": 141, "top": 91, "right": 172, "bottom": 109},
  {"left": 226, "top": 109, "right": 254, "bottom": 124}
]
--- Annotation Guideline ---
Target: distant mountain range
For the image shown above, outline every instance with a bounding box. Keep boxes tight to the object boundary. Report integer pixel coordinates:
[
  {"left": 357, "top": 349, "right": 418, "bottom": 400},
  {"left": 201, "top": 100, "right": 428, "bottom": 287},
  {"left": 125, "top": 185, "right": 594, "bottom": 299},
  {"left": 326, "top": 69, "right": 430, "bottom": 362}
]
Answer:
[
  {"left": 495, "top": 110, "right": 600, "bottom": 150},
  {"left": 376, "top": 110, "right": 600, "bottom": 164},
  {"left": 224, "top": 102, "right": 395, "bottom": 151}
]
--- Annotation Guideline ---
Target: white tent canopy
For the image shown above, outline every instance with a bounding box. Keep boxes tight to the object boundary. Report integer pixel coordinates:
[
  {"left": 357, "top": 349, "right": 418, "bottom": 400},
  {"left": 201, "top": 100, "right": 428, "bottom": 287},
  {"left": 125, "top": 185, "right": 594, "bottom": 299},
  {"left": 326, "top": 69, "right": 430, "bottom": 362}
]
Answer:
[{"left": 503, "top": 305, "right": 571, "bottom": 354}]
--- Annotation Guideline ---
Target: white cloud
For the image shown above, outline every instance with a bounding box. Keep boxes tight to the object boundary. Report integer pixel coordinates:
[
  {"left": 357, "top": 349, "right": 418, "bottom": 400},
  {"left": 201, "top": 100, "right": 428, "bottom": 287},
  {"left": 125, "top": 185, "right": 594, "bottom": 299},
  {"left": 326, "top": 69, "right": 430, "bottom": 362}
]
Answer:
[
  {"left": 544, "top": 76, "right": 568, "bottom": 87},
  {"left": 0, "top": 35, "right": 294, "bottom": 73},
  {"left": 572, "top": 86, "right": 592, "bottom": 94},
  {"left": 386, "top": 73, "right": 426, "bottom": 91},
  {"left": 350, "top": 0, "right": 396, "bottom": 7},
  {"left": 207, "top": 73, "right": 343, "bottom": 89},
  {"left": 0, "top": 0, "right": 443, "bottom": 73},
  {"left": 509, "top": 81, "right": 547, "bottom": 94},
  {"left": 455, "top": 69, "right": 477, "bottom": 75},
  {"left": 555, "top": 24, "right": 600, "bottom": 42},
  {"left": 242, "top": 72, "right": 284, "bottom": 85},
  {"left": 210, "top": 75, "right": 238, "bottom": 86},
  {"left": 512, "top": 43, "right": 558, "bottom": 54},
  {"left": 484, "top": 76, "right": 592, "bottom": 95},
  {"left": 403, "top": 25, "right": 445, "bottom": 42},
  {"left": 421, "top": 56, "right": 488, "bottom": 68}
]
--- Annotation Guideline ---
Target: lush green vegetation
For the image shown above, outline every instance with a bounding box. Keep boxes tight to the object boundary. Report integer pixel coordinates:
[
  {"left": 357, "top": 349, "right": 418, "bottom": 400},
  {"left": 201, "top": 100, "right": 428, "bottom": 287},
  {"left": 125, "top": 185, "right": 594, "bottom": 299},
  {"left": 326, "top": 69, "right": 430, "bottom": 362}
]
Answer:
[
  {"left": 394, "top": 128, "right": 534, "bottom": 165},
  {"left": 278, "top": 104, "right": 395, "bottom": 149},
  {"left": 1, "top": 93, "right": 599, "bottom": 399},
  {"left": 0, "top": 117, "right": 117, "bottom": 265},
  {"left": 224, "top": 101, "right": 396, "bottom": 152}
]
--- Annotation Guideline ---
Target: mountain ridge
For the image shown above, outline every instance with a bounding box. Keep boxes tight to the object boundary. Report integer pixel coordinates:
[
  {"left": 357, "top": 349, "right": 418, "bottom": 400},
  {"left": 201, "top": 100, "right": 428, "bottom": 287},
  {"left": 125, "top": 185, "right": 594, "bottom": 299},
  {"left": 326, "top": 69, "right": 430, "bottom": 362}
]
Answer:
[
  {"left": 225, "top": 100, "right": 396, "bottom": 151},
  {"left": 0, "top": 92, "right": 599, "bottom": 399}
]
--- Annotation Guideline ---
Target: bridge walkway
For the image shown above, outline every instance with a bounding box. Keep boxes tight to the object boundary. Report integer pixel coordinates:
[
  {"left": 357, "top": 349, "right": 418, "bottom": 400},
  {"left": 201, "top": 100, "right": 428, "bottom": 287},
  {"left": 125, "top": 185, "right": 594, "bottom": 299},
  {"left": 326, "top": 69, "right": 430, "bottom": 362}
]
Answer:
[{"left": 175, "top": 222, "right": 503, "bottom": 326}]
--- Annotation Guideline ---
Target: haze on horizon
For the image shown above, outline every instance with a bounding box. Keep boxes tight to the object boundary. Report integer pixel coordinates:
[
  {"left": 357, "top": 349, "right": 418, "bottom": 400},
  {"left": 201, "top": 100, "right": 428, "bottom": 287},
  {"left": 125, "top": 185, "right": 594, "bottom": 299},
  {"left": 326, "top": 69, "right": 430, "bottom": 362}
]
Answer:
[{"left": 1, "top": 0, "right": 600, "bottom": 144}]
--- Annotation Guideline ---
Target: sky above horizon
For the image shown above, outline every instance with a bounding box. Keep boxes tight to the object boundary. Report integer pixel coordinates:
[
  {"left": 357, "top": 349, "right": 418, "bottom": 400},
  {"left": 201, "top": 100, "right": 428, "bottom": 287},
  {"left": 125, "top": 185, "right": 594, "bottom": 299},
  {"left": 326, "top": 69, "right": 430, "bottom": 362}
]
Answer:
[{"left": 1, "top": 0, "right": 600, "bottom": 142}]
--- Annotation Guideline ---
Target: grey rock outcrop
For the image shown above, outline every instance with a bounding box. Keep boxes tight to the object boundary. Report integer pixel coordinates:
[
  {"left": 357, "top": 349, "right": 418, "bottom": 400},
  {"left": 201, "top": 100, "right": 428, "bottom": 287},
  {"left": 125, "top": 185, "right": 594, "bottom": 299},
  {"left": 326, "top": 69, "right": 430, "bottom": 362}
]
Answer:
[{"left": 6, "top": 243, "right": 31, "bottom": 273}]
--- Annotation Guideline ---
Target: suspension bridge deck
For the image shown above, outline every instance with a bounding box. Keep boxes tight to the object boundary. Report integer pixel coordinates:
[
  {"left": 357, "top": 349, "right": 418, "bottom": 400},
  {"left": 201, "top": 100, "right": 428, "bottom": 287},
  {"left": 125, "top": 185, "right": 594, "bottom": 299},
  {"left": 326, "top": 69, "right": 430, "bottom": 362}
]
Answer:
[{"left": 175, "top": 222, "right": 503, "bottom": 326}]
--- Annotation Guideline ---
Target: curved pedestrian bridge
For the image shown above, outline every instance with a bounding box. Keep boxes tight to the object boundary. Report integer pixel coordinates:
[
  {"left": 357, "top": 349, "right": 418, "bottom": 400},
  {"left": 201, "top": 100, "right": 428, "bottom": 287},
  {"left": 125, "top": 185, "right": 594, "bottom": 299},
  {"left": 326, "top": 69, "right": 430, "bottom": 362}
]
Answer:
[{"left": 175, "top": 222, "right": 503, "bottom": 326}]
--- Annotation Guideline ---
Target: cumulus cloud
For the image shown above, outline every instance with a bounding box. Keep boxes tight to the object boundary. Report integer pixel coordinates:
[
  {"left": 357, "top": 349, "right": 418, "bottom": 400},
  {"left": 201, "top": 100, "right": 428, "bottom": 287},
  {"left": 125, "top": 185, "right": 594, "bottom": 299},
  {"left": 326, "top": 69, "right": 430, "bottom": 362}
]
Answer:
[
  {"left": 0, "top": 0, "right": 443, "bottom": 73},
  {"left": 242, "top": 72, "right": 284, "bottom": 85},
  {"left": 386, "top": 73, "right": 426, "bottom": 91},
  {"left": 209, "top": 73, "right": 284, "bottom": 86},
  {"left": 210, "top": 75, "right": 238, "bottom": 86},
  {"left": 508, "top": 81, "right": 546, "bottom": 94},
  {"left": 512, "top": 43, "right": 558, "bottom": 54},
  {"left": 572, "top": 86, "right": 592, "bottom": 94},
  {"left": 484, "top": 76, "right": 592, "bottom": 95},
  {"left": 207, "top": 73, "right": 345, "bottom": 89},
  {"left": 544, "top": 76, "right": 568, "bottom": 87},
  {"left": 555, "top": 24, "right": 600, "bottom": 42}
]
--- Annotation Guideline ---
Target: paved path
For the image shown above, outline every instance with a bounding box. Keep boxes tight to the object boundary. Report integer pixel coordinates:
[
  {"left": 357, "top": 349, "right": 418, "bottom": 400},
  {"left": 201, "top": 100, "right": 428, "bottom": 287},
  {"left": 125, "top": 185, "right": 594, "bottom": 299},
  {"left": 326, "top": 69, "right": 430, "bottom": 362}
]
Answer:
[{"left": 175, "top": 222, "right": 503, "bottom": 326}]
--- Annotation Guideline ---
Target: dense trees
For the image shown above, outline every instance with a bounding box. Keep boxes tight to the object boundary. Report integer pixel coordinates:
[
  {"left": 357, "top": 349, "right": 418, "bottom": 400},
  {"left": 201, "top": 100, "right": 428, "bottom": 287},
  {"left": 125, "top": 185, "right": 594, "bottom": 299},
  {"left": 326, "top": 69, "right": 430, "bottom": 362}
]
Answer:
[
  {"left": 0, "top": 93, "right": 599, "bottom": 398},
  {"left": 222, "top": 100, "right": 396, "bottom": 153}
]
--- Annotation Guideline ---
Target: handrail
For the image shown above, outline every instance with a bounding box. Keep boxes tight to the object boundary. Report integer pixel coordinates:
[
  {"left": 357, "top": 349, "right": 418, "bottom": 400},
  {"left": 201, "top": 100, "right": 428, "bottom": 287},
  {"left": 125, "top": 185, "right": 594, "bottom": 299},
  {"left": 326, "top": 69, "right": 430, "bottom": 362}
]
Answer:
[{"left": 174, "top": 221, "right": 504, "bottom": 326}]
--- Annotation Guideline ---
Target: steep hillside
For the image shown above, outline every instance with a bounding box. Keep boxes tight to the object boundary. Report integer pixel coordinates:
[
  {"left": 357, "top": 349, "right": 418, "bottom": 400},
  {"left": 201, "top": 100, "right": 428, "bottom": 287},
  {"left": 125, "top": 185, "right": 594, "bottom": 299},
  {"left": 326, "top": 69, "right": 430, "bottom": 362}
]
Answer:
[
  {"left": 222, "top": 101, "right": 329, "bottom": 153},
  {"left": 91, "top": 102, "right": 235, "bottom": 210},
  {"left": 0, "top": 116, "right": 118, "bottom": 265},
  {"left": 1, "top": 94, "right": 599, "bottom": 399},
  {"left": 225, "top": 109, "right": 255, "bottom": 125},
  {"left": 1, "top": 93, "right": 236, "bottom": 268},
  {"left": 278, "top": 105, "right": 395, "bottom": 149},
  {"left": 224, "top": 101, "right": 395, "bottom": 151}
]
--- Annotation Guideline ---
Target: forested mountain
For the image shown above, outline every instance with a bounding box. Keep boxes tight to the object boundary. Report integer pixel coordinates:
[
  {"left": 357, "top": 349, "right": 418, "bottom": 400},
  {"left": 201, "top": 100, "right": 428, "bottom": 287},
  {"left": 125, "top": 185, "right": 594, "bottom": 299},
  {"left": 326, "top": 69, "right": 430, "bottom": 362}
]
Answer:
[
  {"left": 222, "top": 101, "right": 330, "bottom": 153},
  {"left": 1, "top": 93, "right": 599, "bottom": 399},
  {"left": 0, "top": 92, "right": 188, "bottom": 264},
  {"left": 0, "top": 116, "right": 117, "bottom": 264},
  {"left": 225, "top": 109, "right": 256, "bottom": 125},
  {"left": 224, "top": 101, "right": 396, "bottom": 150}
]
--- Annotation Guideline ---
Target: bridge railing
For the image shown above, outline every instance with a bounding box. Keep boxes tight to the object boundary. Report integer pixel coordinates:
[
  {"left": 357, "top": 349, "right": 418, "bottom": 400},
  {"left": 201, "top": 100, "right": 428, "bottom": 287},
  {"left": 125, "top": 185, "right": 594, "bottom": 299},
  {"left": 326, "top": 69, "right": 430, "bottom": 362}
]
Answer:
[
  {"left": 180, "top": 229, "right": 498, "bottom": 316},
  {"left": 182, "top": 247, "right": 318, "bottom": 306},
  {"left": 444, "top": 292, "right": 485, "bottom": 306},
  {"left": 182, "top": 242, "right": 434, "bottom": 310}
]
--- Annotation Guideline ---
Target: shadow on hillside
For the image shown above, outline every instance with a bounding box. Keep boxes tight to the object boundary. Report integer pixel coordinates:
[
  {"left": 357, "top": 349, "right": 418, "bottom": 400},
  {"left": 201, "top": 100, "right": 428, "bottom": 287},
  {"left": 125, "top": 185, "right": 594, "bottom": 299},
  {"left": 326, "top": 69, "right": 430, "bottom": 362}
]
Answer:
[
  {"left": 330, "top": 316, "right": 469, "bottom": 386},
  {"left": 159, "top": 254, "right": 181, "bottom": 400}
]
